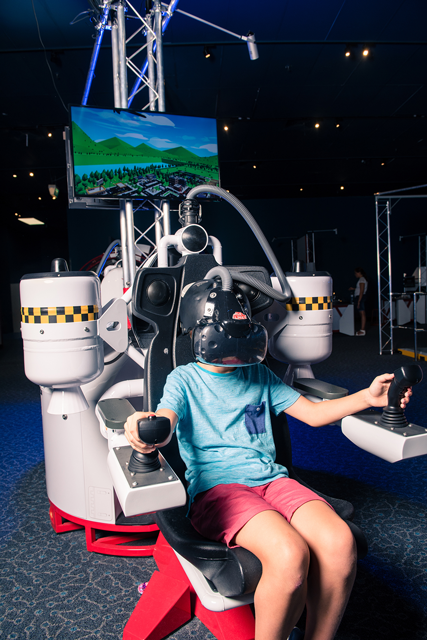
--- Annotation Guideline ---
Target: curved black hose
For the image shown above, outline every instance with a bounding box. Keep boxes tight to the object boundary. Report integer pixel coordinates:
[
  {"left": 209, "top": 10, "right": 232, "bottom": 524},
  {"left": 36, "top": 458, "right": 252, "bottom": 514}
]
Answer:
[
  {"left": 204, "top": 266, "right": 233, "bottom": 291},
  {"left": 228, "top": 271, "right": 289, "bottom": 302},
  {"left": 186, "top": 185, "right": 292, "bottom": 301}
]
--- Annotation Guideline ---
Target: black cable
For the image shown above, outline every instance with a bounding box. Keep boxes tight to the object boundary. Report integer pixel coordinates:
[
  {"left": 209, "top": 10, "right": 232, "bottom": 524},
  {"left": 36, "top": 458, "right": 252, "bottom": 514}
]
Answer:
[{"left": 30, "top": 0, "right": 69, "bottom": 114}]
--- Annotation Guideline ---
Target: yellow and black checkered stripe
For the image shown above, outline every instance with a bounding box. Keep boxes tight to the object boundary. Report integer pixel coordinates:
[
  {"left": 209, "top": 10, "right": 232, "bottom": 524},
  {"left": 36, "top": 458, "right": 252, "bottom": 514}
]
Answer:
[
  {"left": 286, "top": 296, "right": 332, "bottom": 311},
  {"left": 21, "top": 305, "right": 99, "bottom": 324}
]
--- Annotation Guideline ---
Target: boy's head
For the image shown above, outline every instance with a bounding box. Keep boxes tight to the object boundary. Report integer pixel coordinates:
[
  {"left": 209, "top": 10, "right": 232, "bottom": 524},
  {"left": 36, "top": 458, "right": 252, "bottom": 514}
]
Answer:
[{"left": 179, "top": 274, "right": 268, "bottom": 367}]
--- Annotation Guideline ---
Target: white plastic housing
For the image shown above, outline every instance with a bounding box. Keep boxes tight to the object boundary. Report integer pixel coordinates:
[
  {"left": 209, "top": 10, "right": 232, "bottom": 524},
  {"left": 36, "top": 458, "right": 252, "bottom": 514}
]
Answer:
[
  {"left": 256, "top": 275, "right": 333, "bottom": 365},
  {"left": 341, "top": 413, "right": 427, "bottom": 463},
  {"left": 20, "top": 272, "right": 104, "bottom": 389},
  {"left": 175, "top": 552, "right": 254, "bottom": 612},
  {"left": 107, "top": 446, "right": 187, "bottom": 517}
]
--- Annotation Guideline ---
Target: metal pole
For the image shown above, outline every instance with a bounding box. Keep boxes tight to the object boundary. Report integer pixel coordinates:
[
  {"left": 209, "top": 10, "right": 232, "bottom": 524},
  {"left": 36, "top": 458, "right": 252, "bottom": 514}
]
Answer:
[
  {"left": 311, "top": 232, "right": 315, "bottom": 266},
  {"left": 154, "top": 0, "right": 165, "bottom": 112},
  {"left": 155, "top": 207, "right": 163, "bottom": 246},
  {"left": 387, "top": 199, "right": 394, "bottom": 353},
  {"left": 116, "top": 2, "right": 128, "bottom": 108},
  {"left": 146, "top": 12, "right": 156, "bottom": 110},
  {"left": 125, "top": 199, "right": 136, "bottom": 285},
  {"left": 120, "top": 204, "right": 131, "bottom": 288},
  {"left": 414, "top": 292, "right": 418, "bottom": 361},
  {"left": 111, "top": 22, "right": 121, "bottom": 108},
  {"left": 375, "top": 198, "right": 382, "bottom": 353},
  {"left": 162, "top": 201, "right": 171, "bottom": 236}
]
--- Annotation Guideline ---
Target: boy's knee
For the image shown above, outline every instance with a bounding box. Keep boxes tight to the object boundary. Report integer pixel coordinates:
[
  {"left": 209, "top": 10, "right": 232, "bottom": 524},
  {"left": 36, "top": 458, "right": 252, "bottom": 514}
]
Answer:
[
  {"left": 320, "top": 520, "right": 357, "bottom": 572},
  {"left": 263, "top": 534, "right": 310, "bottom": 587}
]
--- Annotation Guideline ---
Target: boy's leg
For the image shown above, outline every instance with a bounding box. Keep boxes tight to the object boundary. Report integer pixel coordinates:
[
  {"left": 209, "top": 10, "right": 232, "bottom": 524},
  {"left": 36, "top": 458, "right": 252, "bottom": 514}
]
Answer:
[
  {"left": 234, "top": 509, "right": 310, "bottom": 640},
  {"left": 290, "top": 500, "right": 357, "bottom": 640}
]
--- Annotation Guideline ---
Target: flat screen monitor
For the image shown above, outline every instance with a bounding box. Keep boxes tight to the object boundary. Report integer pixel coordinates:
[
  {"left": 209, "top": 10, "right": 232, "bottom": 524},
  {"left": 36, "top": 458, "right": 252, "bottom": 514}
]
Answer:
[{"left": 69, "top": 105, "right": 220, "bottom": 201}]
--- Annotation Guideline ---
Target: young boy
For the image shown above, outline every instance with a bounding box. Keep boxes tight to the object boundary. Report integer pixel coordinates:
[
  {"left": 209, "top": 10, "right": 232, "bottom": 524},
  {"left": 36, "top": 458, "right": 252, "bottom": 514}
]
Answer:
[
  {"left": 125, "top": 361, "right": 411, "bottom": 640},
  {"left": 124, "top": 269, "right": 412, "bottom": 640}
]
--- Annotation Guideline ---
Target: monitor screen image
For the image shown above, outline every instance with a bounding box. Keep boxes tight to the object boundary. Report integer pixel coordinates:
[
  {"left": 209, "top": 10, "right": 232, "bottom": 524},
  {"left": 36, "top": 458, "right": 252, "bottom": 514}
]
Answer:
[{"left": 69, "top": 105, "right": 220, "bottom": 201}]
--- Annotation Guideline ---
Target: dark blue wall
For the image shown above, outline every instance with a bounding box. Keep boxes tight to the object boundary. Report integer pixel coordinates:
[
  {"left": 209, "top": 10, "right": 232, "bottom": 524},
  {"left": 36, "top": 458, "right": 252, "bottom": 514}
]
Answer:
[{"left": 2, "top": 194, "right": 424, "bottom": 336}]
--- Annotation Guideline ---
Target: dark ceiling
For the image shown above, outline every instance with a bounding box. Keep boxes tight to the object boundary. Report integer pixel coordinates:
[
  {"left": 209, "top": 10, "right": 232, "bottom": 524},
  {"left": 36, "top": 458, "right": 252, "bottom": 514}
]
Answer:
[{"left": 2, "top": 0, "right": 427, "bottom": 202}]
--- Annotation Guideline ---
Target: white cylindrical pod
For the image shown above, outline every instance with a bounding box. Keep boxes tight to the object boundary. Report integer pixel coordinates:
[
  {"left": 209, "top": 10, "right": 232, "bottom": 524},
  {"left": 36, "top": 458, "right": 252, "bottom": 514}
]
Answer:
[
  {"left": 268, "top": 272, "right": 333, "bottom": 365},
  {"left": 20, "top": 271, "right": 104, "bottom": 388}
]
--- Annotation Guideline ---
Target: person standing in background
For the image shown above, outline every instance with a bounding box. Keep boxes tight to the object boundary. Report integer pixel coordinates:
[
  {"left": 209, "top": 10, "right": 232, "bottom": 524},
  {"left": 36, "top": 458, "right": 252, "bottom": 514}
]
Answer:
[{"left": 349, "top": 267, "right": 368, "bottom": 336}]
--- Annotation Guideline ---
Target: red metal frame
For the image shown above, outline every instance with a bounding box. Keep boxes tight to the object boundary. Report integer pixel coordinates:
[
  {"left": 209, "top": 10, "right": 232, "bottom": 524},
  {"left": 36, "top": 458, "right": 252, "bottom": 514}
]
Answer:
[
  {"left": 49, "top": 501, "right": 159, "bottom": 557},
  {"left": 123, "top": 532, "right": 255, "bottom": 640}
]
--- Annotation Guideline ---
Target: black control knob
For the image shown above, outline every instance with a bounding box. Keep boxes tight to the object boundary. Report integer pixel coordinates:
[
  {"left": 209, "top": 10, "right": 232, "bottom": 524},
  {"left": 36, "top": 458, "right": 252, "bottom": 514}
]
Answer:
[
  {"left": 137, "top": 415, "right": 171, "bottom": 445},
  {"left": 128, "top": 415, "right": 171, "bottom": 474},
  {"left": 379, "top": 364, "right": 423, "bottom": 429}
]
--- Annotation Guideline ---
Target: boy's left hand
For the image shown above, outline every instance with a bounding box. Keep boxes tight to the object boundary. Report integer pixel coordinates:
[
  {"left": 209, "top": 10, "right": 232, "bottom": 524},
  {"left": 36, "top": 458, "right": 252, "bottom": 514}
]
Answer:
[{"left": 367, "top": 373, "right": 412, "bottom": 408}]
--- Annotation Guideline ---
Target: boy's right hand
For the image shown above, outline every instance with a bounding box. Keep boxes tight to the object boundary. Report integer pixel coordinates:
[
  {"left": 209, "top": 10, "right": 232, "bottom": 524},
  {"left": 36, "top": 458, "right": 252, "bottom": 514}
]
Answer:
[{"left": 124, "top": 412, "right": 157, "bottom": 454}]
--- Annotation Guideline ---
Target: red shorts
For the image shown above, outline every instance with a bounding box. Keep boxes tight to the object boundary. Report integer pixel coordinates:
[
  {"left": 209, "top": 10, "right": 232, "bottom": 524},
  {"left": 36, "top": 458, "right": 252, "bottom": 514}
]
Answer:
[{"left": 189, "top": 478, "right": 332, "bottom": 547}]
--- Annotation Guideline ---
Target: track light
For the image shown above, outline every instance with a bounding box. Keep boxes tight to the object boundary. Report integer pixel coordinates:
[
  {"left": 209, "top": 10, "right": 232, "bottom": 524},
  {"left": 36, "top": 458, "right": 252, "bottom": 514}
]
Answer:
[
  {"left": 246, "top": 32, "right": 259, "bottom": 61},
  {"left": 362, "top": 47, "right": 370, "bottom": 56},
  {"left": 345, "top": 47, "right": 351, "bottom": 57},
  {"left": 203, "top": 46, "right": 211, "bottom": 59}
]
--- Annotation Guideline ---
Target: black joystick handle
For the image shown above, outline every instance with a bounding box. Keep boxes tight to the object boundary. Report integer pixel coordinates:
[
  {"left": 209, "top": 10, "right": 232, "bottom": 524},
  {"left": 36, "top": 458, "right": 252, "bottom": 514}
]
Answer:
[
  {"left": 379, "top": 364, "right": 423, "bottom": 429},
  {"left": 128, "top": 415, "right": 171, "bottom": 474}
]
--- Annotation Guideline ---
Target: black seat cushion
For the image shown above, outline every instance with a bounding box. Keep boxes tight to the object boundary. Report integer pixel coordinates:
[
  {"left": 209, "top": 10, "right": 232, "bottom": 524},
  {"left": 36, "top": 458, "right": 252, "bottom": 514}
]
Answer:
[{"left": 156, "top": 506, "right": 262, "bottom": 597}]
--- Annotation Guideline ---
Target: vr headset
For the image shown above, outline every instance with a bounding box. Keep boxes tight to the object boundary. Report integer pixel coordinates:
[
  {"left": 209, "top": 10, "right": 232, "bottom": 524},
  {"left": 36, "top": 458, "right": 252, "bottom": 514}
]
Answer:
[{"left": 180, "top": 272, "right": 268, "bottom": 367}]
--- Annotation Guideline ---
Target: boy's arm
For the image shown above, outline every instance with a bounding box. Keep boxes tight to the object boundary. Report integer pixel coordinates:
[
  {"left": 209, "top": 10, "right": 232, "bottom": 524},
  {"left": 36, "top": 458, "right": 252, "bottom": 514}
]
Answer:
[
  {"left": 124, "top": 408, "right": 179, "bottom": 454},
  {"left": 285, "top": 373, "right": 412, "bottom": 427}
]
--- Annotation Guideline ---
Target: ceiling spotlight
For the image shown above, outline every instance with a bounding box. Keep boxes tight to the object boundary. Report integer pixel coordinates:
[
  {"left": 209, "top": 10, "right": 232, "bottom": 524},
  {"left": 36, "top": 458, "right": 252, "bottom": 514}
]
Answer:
[
  {"left": 13, "top": 174, "right": 17, "bottom": 178},
  {"left": 246, "top": 31, "right": 259, "bottom": 61},
  {"left": 224, "top": 125, "right": 229, "bottom": 131},
  {"left": 381, "top": 161, "right": 385, "bottom": 166},
  {"left": 38, "top": 197, "right": 42, "bottom": 200},
  {"left": 315, "top": 122, "right": 320, "bottom": 129},
  {"left": 253, "top": 165, "right": 257, "bottom": 169},
  {"left": 18, "top": 217, "right": 45, "bottom": 226},
  {"left": 362, "top": 48, "right": 369, "bottom": 56},
  {"left": 340, "top": 186, "right": 345, "bottom": 190},
  {"left": 345, "top": 47, "right": 351, "bottom": 57},
  {"left": 48, "top": 132, "right": 53, "bottom": 137},
  {"left": 203, "top": 46, "right": 211, "bottom": 59},
  {"left": 29, "top": 172, "right": 34, "bottom": 177}
]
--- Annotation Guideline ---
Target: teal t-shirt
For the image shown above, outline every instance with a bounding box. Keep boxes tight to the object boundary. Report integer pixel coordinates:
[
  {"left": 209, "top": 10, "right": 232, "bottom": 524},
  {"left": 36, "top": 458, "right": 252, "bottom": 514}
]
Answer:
[{"left": 157, "top": 362, "right": 300, "bottom": 504}]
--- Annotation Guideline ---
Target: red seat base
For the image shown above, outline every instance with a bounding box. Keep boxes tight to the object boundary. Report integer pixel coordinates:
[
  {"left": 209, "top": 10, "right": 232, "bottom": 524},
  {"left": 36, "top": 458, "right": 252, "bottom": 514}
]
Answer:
[
  {"left": 123, "top": 532, "right": 255, "bottom": 640},
  {"left": 49, "top": 501, "right": 159, "bottom": 557}
]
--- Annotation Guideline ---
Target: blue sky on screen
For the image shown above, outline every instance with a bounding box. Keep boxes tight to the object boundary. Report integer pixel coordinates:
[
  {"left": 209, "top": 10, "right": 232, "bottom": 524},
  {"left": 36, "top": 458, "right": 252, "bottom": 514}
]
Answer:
[{"left": 72, "top": 107, "right": 218, "bottom": 157}]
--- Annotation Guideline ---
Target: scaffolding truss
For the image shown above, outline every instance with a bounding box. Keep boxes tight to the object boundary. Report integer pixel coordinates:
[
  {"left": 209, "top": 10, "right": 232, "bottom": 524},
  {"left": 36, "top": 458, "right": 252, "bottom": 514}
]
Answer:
[{"left": 375, "top": 185, "right": 427, "bottom": 355}]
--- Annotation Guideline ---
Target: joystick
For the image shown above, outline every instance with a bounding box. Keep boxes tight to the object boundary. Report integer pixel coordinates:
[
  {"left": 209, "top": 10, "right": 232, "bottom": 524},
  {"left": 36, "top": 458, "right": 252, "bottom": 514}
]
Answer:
[
  {"left": 128, "top": 415, "right": 171, "bottom": 474},
  {"left": 379, "top": 364, "right": 423, "bottom": 429}
]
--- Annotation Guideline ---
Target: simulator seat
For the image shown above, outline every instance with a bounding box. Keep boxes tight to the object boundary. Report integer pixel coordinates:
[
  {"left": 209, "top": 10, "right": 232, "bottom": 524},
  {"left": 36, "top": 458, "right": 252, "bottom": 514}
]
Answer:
[
  {"left": 123, "top": 411, "right": 368, "bottom": 640},
  {"left": 123, "top": 253, "right": 367, "bottom": 640}
]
